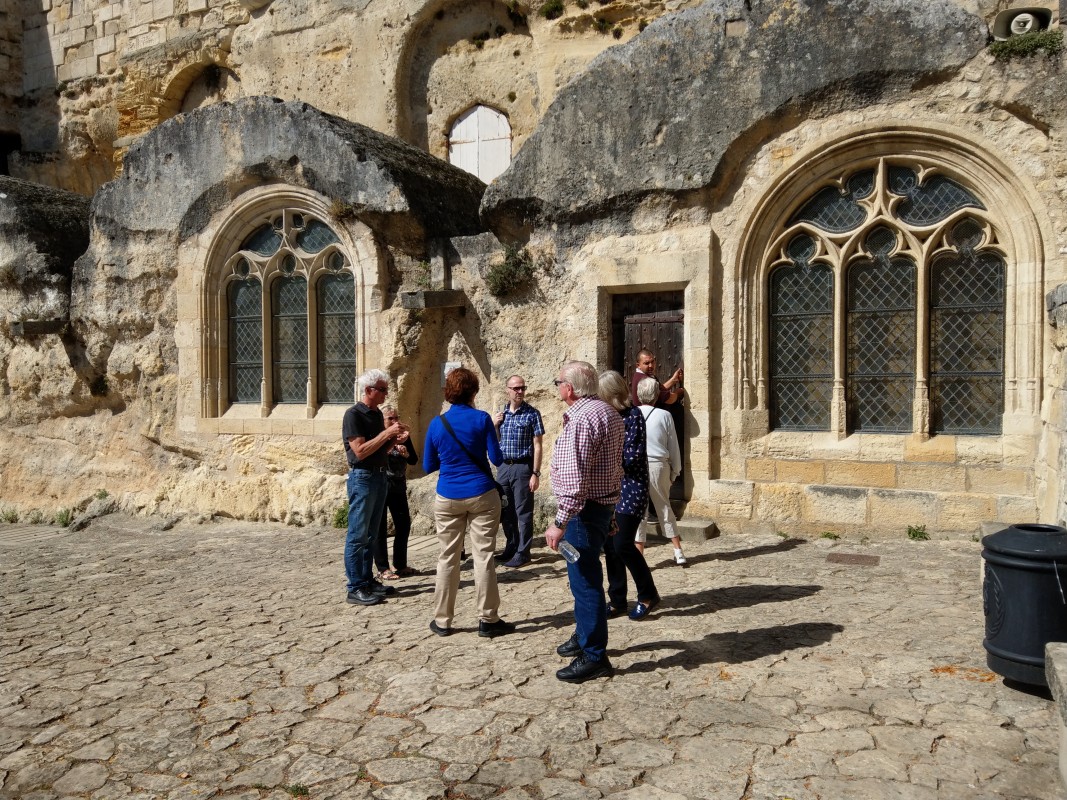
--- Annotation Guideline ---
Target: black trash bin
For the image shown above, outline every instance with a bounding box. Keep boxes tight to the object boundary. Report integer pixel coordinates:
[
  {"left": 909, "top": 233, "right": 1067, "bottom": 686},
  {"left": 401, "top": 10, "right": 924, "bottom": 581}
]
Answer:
[{"left": 982, "top": 523, "right": 1067, "bottom": 686}]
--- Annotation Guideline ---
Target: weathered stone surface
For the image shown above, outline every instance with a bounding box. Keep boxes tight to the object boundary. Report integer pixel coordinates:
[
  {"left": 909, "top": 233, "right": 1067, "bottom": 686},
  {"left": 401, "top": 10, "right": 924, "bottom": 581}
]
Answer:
[{"left": 483, "top": 0, "right": 987, "bottom": 228}]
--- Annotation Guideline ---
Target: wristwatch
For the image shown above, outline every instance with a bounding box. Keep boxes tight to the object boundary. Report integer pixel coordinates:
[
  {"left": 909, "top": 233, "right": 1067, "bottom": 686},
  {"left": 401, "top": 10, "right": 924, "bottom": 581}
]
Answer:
[{"left": 532, "top": 470, "right": 541, "bottom": 477}]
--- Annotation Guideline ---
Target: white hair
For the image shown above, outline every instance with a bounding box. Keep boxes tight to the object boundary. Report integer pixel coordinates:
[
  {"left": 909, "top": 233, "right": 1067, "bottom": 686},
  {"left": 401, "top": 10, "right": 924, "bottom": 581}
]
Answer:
[
  {"left": 561, "top": 361, "right": 598, "bottom": 398},
  {"left": 358, "top": 368, "right": 390, "bottom": 393},
  {"left": 636, "top": 376, "right": 660, "bottom": 405}
]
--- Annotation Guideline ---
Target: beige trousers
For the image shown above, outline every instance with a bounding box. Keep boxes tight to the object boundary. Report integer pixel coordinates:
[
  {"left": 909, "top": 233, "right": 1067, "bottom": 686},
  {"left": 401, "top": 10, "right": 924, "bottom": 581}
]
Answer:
[
  {"left": 433, "top": 488, "right": 502, "bottom": 628},
  {"left": 642, "top": 459, "right": 678, "bottom": 540}
]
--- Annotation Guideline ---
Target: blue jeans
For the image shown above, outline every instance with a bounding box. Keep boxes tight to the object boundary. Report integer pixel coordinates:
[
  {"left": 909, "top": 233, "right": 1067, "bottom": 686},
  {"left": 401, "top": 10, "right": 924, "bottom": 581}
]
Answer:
[
  {"left": 345, "top": 469, "right": 388, "bottom": 593},
  {"left": 564, "top": 501, "right": 613, "bottom": 662}
]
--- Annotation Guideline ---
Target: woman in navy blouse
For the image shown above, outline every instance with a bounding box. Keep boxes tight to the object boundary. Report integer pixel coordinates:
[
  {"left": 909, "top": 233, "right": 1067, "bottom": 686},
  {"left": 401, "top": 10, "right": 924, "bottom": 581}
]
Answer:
[
  {"left": 598, "top": 371, "right": 661, "bottom": 621},
  {"left": 423, "top": 367, "right": 515, "bottom": 638}
]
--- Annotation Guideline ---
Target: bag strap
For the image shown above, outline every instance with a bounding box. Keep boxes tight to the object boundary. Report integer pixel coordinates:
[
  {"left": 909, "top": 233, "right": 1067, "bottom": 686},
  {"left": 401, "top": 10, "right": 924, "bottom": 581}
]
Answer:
[{"left": 438, "top": 414, "right": 495, "bottom": 481}]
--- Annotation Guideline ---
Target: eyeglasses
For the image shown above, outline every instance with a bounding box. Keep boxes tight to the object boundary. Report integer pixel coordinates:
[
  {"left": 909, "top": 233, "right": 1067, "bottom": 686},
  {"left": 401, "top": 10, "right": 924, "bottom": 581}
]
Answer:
[
  {"left": 508, "top": 385, "right": 527, "bottom": 392},
  {"left": 384, "top": 416, "right": 398, "bottom": 422},
  {"left": 370, "top": 385, "right": 389, "bottom": 394},
  {"left": 553, "top": 379, "right": 569, "bottom": 387}
]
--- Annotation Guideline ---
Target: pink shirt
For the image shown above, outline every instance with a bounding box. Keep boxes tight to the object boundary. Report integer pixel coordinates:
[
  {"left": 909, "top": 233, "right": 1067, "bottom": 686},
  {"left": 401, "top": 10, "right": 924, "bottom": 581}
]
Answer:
[{"left": 550, "top": 396, "right": 625, "bottom": 527}]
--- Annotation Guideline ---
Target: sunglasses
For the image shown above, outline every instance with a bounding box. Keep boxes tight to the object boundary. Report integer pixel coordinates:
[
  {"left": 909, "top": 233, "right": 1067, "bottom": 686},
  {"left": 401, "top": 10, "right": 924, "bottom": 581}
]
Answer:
[{"left": 508, "top": 385, "right": 527, "bottom": 391}]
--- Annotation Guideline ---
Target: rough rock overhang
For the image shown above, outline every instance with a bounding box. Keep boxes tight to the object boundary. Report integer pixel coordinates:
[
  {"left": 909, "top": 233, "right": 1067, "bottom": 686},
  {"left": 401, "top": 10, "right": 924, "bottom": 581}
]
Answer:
[
  {"left": 481, "top": 0, "right": 989, "bottom": 231},
  {"left": 96, "top": 96, "right": 487, "bottom": 252},
  {"left": 0, "top": 175, "right": 90, "bottom": 298}
]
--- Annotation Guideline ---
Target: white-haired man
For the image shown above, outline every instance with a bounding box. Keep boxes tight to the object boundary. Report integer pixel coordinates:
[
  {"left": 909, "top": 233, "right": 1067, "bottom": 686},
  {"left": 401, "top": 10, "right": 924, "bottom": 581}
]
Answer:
[
  {"left": 342, "top": 368, "right": 409, "bottom": 606},
  {"left": 545, "top": 360, "right": 625, "bottom": 683}
]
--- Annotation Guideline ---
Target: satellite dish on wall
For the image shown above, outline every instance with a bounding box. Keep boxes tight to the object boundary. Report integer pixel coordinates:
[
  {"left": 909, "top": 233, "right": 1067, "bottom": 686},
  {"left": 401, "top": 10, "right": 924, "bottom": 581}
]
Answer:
[{"left": 991, "top": 7, "right": 1054, "bottom": 40}]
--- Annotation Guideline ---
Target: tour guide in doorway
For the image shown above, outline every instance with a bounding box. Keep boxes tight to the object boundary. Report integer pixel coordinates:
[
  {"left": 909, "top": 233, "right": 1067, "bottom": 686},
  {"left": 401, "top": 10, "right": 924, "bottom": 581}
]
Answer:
[
  {"left": 342, "top": 368, "right": 409, "bottom": 607},
  {"left": 630, "top": 348, "right": 684, "bottom": 408},
  {"left": 545, "top": 360, "right": 625, "bottom": 683}
]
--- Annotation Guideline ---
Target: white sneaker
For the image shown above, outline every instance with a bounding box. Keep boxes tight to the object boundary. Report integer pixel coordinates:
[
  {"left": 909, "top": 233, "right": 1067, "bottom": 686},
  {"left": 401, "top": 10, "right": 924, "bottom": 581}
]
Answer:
[{"left": 674, "top": 548, "right": 687, "bottom": 565}]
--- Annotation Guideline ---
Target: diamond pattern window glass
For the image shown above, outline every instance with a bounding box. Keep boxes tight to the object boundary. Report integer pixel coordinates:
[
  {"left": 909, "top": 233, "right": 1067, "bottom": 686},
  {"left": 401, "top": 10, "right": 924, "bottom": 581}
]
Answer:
[
  {"left": 227, "top": 279, "right": 262, "bottom": 403},
  {"left": 296, "top": 220, "right": 339, "bottom": 254},
  {"left": 769, "top": 235, "right": 833, "bottom": 430},
  {"left": 317, "top": 273, "right": 356, "bottom": 404},
  {"left": 766, "top": 160, "right": 1004, "bottom": 437},
  {"left": 930, "top": 219, "right": 1005, "bottom": 434},
  {"left": 271, "top": 276, "right": 308, "bottom": 404}
]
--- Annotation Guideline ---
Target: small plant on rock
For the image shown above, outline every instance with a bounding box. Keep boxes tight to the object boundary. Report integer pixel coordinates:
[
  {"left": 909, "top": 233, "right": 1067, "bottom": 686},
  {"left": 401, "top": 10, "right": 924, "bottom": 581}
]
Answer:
[
  {"left": 95, "top": 489, "right": 109, "bottom": 500},
  {"left": 330, "top": 198, "right": 357, "bottom": 220},
  {"left": 55, "top": 508, "right": 73, "bottom": 528},
  {"left": 486, "top": 244, "right": 536, "bottom": 297},
  {"left": 28, "top": 509, "right": 44, "bottom": 525},
  {"left": 1, "top": 507, "right": 18, "bottom": 523},
  {"left": 284, "top": 786, "right": 310, "bottom": 798},
  {"left": 540, "top": 0, "right": 564, "bottom": 19},
  {"left": 990, "top": 29, "right": 1063, "bottom": 60},
  {"left": 820, "top": 531, "right": 840, "bottom": 540},
  {"left": 333, "top": 505, "right": 349, "bottom": 529},
  {"left": 907, "top": 524, "right": 929, "bottom": 541}
]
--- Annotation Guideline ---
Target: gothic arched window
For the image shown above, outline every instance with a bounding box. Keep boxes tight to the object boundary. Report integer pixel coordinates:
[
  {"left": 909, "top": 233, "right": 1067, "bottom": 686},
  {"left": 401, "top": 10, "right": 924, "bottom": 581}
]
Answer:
[
  {"left": 448, "top": 105, "right": 511, "bottom": 183},
  {"left": 766, "top": 161, "right": 1005, "bottom": 435},
  {"left": 222, "top": 210, "right": 355, "bottom": 411}
]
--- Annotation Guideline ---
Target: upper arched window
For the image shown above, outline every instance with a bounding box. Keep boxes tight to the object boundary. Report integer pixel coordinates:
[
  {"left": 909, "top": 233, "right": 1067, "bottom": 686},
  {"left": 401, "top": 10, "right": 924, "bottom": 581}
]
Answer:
[
  {"left": 766, "top": 160, "right": 1005, "bottom": 436},
  {"left": 448, "top": 105, "right": 511, "bottom": 183},
  {"left": 222, "top": 211, "right": 355, "bottom": 411}
]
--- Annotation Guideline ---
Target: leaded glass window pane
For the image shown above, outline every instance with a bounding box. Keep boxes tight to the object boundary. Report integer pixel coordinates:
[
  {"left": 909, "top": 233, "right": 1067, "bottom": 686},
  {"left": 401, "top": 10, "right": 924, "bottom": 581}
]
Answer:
[
  {"left": 888, "top": 167, "right": 983, "bottom": 226},
  {"left": 296, "top": 220, "right": 340, "bottom": 254},
  {"left": 271, "top": 276, "right": 308, "bottom": 403},
  {"left": 242, "top": 224, "right": 283, "bottom": 256},
  {"left": 847, "top": 254, "right": 916, "bottom": 433},
  {"left": 228, "top": 279, "right": 262, "bottom": 403},
  {"left": 930, "top": 237, "right": 1005, "bottom": 434},
  {"left": 770, "top": 259, "right": 834, "bottom": 431},
  {"left": 317, "top": 273, "right": 356, "bottom": 404},
  {"left": 789, "top": 170, "right": 874, "bottom": 233}
]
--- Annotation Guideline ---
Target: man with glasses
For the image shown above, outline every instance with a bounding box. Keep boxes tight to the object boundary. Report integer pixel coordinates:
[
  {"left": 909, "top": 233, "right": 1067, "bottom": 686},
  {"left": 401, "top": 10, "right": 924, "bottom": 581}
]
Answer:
[
  {"left": 342, "top": 368, "right": 409, "bottom": 606},
  {"left": 545, "top": 361, "right": 625, "bottom": 683},
  {"left": 493, "top": 375, "right": 545, "bottom": 568}
]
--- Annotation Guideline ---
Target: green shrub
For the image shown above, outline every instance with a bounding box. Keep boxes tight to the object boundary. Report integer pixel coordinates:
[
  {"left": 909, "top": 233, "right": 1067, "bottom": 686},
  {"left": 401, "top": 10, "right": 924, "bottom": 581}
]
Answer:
[
  {"left": 55, "top": 508, "right": 73, "bottom": 528},
  {"left": 820, "top": 531, "right": 840, "bottom": 540},
  {"left": 907, "top": 524, "right": 929, "bottom": 541},
  {"left": 540, "top": 0, "right": 564, "bottom": 19},
  {"left": 333, "top": 505, "right": 348, "bottom": 529},
  {"left": 28, "top": 509, "right": 44, "bottom": 525},
  {"left": 284, "top": 787, "right": 310, "bottom": 798},
  {"left": 990, "top": 29, "right": 1063, "bottom": 59},
  {"left": 486, "top": 245, "right": 536, "bottom": 297},
  {"left": 95, "top": 489, "right": 109, "bottom": 500},
  {"left": 1, "top": 507, "right": 18, "bottom": 523}
]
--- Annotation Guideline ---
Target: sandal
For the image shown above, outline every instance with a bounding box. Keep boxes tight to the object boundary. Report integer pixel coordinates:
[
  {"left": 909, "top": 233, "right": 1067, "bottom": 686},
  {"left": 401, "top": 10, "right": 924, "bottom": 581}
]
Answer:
[
  {"left": 378, "top": 569, "right": 399, "bottom": 580},
  {"left": 395, "top": 567, "right": 418, "bottom": 577}
]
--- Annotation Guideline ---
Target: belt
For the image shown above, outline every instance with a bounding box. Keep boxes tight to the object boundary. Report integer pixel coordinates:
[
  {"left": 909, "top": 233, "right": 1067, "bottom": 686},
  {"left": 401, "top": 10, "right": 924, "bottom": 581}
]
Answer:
[
  {"left": 350, "top": 466, "right": 389, "bottom": 473},
  {"left": 502, "top": 458, "right": 532, "bottom": 465}
]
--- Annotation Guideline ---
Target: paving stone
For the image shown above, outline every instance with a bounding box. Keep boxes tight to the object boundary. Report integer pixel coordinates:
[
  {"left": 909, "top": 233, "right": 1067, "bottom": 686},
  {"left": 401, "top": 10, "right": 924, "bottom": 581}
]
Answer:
[{"left": 0, "top": 518, "right": 1058, "bottom": 798}]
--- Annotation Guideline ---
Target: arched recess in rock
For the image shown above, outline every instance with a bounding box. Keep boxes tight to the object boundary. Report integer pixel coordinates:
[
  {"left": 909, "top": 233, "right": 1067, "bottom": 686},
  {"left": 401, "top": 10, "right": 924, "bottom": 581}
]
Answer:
[
  {"left": 393, "top": 0, "right": 534, "bottom": 158},
  {"left": 734, "top": 124, "right": 1052, "bottom": 441}
]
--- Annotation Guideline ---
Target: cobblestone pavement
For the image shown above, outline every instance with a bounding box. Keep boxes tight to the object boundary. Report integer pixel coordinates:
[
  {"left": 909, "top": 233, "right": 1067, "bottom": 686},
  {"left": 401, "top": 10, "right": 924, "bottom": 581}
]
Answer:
[{"left": 0, "top": 515, "right": 1060, "bottom": 800}]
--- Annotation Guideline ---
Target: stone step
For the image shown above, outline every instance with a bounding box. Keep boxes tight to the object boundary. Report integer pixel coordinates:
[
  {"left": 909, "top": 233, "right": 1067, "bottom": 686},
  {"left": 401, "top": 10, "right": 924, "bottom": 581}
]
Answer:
[{"left": 675, "top": 517, "right": 719, "bottom": 542}]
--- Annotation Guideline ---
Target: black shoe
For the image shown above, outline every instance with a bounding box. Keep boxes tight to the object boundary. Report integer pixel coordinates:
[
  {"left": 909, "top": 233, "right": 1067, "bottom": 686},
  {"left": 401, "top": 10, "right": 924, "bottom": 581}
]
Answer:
[
  {"left": 370, "top": 580, "right": 397, "bottom": 597},
  {"left": 495, "top": 551, "right": 516, "bottom": 563},
  {"left": 429, "top": 620, "right": 452, "bottom": 637},
  {"left": 556, "top": 654, "right": 614, "bottom": 683},
  {"left": 556, "top": 632, "right": 581, "bottom": 658},
  {"left": 606, "top": 602, "right": 626, "bottom": 618},
  {"left": 347, "top": 589, "right": 383, "bottom": 606},
  {"left": 503, "top": 556, "right": 530, "bottom": 568},
  {"left": 478, "top": 618, "right": 516, "bottom": 638}
]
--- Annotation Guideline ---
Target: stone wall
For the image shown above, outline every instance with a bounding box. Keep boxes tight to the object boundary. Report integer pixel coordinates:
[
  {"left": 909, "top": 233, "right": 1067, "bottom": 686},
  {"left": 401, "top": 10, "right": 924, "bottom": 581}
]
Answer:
[{"left": 1044, "top": 283, "right": 1067, "bottom": 527}]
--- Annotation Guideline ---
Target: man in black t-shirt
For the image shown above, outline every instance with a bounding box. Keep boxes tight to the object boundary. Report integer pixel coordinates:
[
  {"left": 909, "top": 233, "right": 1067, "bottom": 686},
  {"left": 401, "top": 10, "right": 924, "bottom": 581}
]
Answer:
[{"left": 342, "top": 368, "right": 409, "bottom": 606}]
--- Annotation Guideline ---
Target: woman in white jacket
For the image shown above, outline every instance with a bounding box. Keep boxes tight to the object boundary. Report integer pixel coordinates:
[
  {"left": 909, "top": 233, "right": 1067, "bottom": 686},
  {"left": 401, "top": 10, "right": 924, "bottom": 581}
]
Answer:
[{"left": 635, "top": 377, "right": 686, "bottom": 565}]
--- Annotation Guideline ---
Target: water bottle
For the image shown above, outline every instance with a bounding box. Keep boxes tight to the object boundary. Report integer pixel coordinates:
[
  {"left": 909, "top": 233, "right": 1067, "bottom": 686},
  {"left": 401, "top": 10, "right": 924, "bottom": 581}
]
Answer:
[{"left": 559, "top": 541, "right": 580, "bottom": 563}]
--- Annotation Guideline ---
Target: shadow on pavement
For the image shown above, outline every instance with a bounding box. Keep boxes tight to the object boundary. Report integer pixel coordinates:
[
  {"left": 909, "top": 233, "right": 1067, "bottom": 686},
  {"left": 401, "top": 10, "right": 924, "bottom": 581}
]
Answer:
[
  {"left": 657, "top": 583, "right": 823, "bottom": 617},
  {"left": 651, "top": 537, "right": 807, "bottom": 569},
  {"left": 620, "top": 621, "right": 846, "bottom": 672}
]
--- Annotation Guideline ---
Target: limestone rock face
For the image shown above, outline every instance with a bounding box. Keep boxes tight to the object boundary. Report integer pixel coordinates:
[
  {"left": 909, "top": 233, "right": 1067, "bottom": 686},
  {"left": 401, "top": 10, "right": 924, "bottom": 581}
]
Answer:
[{"left": 482, "top": 0, "right": 989, "bottom": 228}]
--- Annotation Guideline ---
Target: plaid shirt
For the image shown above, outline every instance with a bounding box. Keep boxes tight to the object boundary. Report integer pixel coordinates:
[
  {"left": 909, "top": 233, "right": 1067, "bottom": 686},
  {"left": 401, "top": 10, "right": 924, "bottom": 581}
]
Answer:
[
  {"left": 550, "top": 396, "right": 625, "bottom": 528},
  {"left": 498, "top": 402, "right": 545, "bottom": 460}
]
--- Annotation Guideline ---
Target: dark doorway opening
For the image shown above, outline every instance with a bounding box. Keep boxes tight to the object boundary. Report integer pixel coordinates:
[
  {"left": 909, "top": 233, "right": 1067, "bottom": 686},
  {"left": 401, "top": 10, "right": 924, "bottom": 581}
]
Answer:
[{"left": 611, "top": 290, "right": 686, "bottom": 501}]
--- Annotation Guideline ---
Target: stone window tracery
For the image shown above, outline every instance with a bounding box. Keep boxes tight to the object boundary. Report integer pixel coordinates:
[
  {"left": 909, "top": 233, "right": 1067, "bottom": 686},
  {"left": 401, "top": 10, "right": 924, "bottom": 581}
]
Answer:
[
  {"left": 763, "top": 158, "right": 1006, "bottom": 436},
  {"left": 219, "top": 209, "right": 355, "bottom": 414}
]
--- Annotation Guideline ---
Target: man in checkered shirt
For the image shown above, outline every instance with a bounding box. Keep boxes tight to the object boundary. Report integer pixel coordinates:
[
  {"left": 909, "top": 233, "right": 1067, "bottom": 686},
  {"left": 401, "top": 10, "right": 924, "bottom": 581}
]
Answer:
[
  {"left": 545, "top": 360, "right": 625, "bottom": 683},
  {"left": 493, "top": 375, "right": 545, "bottom": 568}
]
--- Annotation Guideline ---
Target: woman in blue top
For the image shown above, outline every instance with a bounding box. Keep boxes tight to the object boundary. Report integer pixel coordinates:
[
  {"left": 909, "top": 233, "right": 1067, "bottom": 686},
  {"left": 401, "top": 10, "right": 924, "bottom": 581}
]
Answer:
[
  {"left": 598, "top": 371, "right": 660, "bottom": 621},
  {"left": 423, "top": 367, "right": 514, "bottom": 639}
]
